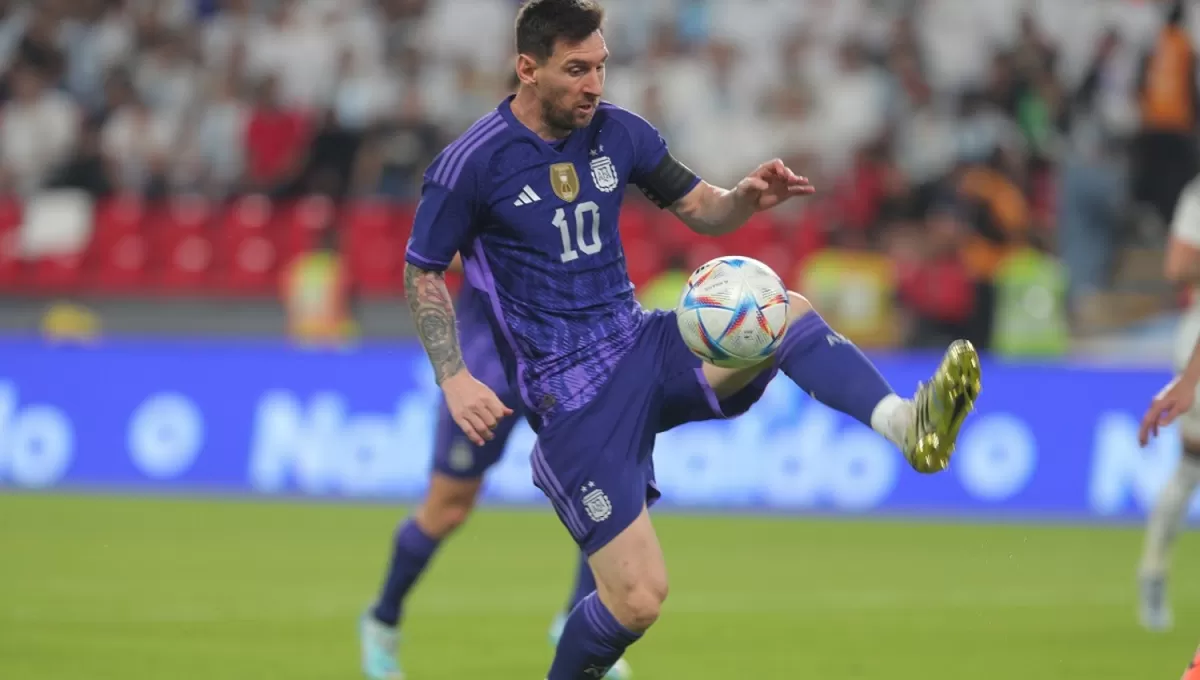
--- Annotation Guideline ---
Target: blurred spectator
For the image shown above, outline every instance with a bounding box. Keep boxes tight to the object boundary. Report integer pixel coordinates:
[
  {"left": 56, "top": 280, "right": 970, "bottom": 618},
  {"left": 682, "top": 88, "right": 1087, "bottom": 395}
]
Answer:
[
  {"left": 133, "top": 29, "right": 199, "bottom": 130},
  {"left": 100, "top": 76, "right": 175, "bottom": 198},
  {"left": 0, "top": 61, "right": 78, "bottom": 196},
  {"left": 185, "top": 72, "right": 250, "bottom": 198},
  {"left": 1057, "top": 29, "right": 1132, "bottom": 310},
  {"left": 1132, "top": 0, "right": 1199, "bottom": 229},
  {"left": 63, "top": 0, "right": 135, "bottom": 113},
  {"left": 893, "top": 208, "right": 977, "bottom": 348},
  {"left": 0, "top": 0, "right": 1191, "bottom": 349},
  {"left": 47, "top": 116, "right": 113, "bottom": 198},
  {"left": 16, "top": 1, "right": 66, "bottom": 83},
  {"left": 243, "top": 75, "right": 309, "bottom": 195}
]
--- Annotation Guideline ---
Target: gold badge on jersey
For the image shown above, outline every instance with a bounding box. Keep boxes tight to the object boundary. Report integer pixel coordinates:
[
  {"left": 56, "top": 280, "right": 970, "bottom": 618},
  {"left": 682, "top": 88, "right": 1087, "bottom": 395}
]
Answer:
[{"left": 549, "top": 162, "right": 580, "bottom": 203}]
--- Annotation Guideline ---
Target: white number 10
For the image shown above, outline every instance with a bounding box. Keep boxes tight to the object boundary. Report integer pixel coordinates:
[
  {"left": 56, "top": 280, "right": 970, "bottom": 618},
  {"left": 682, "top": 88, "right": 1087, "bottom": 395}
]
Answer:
[{"left": 553, "top": 201, "right": 602, "bottom": 263}]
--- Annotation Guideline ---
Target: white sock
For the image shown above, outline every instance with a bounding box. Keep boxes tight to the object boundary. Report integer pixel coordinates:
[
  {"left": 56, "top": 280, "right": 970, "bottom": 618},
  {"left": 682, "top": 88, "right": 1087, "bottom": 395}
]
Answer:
[
  {"left": 1140, "top": 455, "right": 1200, "bottom": 577},
  {"left": 870, "top": 394, "right": 912, "bottom": 449}
]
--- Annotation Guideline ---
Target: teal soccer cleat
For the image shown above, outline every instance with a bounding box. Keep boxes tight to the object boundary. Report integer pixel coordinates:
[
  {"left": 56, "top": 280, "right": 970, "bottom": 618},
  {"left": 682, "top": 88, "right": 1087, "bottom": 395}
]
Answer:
[{"left": 360, "top": 612, "right": 404, "bottom": 680}]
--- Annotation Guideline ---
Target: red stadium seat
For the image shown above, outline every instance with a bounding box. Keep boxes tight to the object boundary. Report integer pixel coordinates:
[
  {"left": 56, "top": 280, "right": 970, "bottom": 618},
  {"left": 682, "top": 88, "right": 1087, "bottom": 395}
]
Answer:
[
  {"left": 92, "top": 195, "right": 146, "bottom": 250},
  {"left": 29, "top": 253, "right": 85, "bottom": 292},
  {"left": 157, "top": 231, "right": 214, "bottom": 292},
  {"left": 0, "top": 198, "right": 22, "bottom": 232},
  {"left": 0, "top": 223, "right": 21, "bottom": 290},
  {"left": 622, "top": 237, "right": 662, "bottom": 289},
  {"left": 345, "top": 225, "right": 404, "bottom": 295},
  {"left": 210, "top": 194, "right": 279, "bottom": 294},
  {"left": 219, "top": 232, "right": 278, "bottom": 294},
  {"left": 658, "top": 215, "right": 699, "bottom": 253},
  {"left": 91, "top": 232, "right": 149, "bottom": 292},
  {"left": 279, "top": 194, "right": 335, "bottom": 259},
  {"left": 218, "top": 194, "right": 276, "bottom": 237},
  {"left": 684, "top": 240, "right": 724, "bottom": 273},
  {"left": 618, "top": 204, "right": 653, "bottom": 242},
  {"left": 344, "top": 200, "right": 394, "bottom": 235},
  {"left": 718, "top": 212, "right": 777, "bottom": 252}
]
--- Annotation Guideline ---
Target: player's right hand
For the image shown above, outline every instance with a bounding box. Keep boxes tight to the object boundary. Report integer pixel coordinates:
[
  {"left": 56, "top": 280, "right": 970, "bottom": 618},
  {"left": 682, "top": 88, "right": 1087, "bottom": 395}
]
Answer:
[
  {"left": 1139, "top": 376, "right": 1197, "bottom": 447},
  {"left": 441, "top": 370, "right": 513, "bottom": 446}
]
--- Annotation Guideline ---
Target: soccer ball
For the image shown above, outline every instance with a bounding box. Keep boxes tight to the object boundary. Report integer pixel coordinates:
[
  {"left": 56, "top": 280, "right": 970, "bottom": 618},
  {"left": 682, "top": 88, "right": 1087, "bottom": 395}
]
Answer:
[{"left": 675, "top": 255, "right": 790, "bottom": 368}]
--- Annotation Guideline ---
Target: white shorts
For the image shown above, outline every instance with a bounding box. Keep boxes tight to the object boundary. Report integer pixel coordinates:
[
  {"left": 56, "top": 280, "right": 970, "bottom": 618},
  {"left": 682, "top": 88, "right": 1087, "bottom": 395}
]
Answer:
[{"left": 1173, "top": 309, "right": 1200, "bottom": 441}]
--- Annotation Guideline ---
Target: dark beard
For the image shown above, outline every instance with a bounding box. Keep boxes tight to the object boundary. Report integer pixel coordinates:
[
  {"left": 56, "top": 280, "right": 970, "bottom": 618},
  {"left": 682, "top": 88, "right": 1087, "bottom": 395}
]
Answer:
[{"left": 540, "top": 96, "right": 578, "bottom": 138}]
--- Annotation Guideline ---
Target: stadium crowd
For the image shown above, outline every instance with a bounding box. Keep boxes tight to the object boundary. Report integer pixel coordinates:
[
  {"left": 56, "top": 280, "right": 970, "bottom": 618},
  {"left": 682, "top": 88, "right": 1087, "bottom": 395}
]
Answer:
[{"left": 0, "top": 0, "right": 1194, "bottom": 351}]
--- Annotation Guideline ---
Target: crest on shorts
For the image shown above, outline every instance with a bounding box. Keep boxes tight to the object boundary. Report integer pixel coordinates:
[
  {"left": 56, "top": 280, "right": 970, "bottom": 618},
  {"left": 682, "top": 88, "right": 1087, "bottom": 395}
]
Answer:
[
  {"left": 448, "top": 440, "right": 473, "bottom": 472},
  {"left": 581, "top": 483, "right": 612, "bottom": 522},
  {"left": 589, "top": 156, "right": 618, "bottom": 193},
  {"left": 549, "top": 162, "right": 580, "bottom": 203}
]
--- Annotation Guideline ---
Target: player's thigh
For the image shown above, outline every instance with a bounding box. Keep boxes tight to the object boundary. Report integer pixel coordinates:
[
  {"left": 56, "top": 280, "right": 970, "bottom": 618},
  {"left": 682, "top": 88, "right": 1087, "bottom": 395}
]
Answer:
[
  {"left": 531, "top": 329, "right": 661, "bottom": 556},
  {"left": 700, "top": 291, "right": 813, "bottom": 400},
  {"left": 531, "top": 429, "right": 658, "bottom": 556},
  {"left": 587, "top": 504, "right": 668, "bottom": 631}
]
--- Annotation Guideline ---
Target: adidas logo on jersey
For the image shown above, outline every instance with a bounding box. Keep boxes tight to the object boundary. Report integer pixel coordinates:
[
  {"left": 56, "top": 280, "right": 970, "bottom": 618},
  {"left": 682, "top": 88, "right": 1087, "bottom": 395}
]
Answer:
[{"left": 513, "top": 185, "right": 541, "bottom": 206}]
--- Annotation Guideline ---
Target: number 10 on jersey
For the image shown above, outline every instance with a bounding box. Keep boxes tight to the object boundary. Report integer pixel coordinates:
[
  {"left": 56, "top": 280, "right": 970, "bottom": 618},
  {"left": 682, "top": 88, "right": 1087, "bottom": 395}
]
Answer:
[{"left": 553, "top": 201, "right": 602, "bottom": 263}]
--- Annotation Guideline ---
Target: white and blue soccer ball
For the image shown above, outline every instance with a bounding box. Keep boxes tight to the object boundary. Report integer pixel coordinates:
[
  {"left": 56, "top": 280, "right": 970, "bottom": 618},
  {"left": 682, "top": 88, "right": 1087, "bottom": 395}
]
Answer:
[{"left": 676, "top": 255, "right": 790, "bottom": 369}]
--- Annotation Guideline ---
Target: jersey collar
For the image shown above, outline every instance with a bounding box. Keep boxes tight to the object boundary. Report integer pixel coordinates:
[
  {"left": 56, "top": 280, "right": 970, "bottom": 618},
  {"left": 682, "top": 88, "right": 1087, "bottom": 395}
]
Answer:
[{"left": 498, "top": 94, "right": 586, "bottom": 158}]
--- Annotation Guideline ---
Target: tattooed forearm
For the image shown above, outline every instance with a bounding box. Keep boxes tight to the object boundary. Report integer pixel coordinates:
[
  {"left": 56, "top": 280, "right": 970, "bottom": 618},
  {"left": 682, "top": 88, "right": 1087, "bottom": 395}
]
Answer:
[{"left": 404, "top": 263, "right": 466, "bottom": 385}]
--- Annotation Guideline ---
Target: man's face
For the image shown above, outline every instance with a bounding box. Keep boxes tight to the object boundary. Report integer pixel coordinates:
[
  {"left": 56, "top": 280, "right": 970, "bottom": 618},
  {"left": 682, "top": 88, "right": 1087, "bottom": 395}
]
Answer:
[{"left": 525, "top": 31, "right": 608, "bottom": 133}]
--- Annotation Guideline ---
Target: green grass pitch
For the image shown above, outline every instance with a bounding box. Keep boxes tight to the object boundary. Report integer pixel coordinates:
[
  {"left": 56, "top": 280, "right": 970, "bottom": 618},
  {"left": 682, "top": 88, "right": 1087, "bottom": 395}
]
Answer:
[{"left": 1, "top": 493, "right": 1198, "bottom": 679}]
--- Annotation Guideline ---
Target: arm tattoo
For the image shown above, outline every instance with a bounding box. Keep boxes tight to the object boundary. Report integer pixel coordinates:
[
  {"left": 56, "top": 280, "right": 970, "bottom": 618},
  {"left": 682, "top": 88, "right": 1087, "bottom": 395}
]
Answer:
[{"left": 404, "top": 263, "right": 466, "bottom": 385}]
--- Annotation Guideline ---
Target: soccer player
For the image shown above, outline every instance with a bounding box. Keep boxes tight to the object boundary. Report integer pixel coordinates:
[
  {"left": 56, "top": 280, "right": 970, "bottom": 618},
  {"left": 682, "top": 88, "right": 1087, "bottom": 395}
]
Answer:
[
  {"left": 359, "top": 269, "right": 634, "bottom": 680},
  {"left": 404, "top": 1, "right": 982, "bottom": 677},
  {"left": 1136, "top": 173, "right": 1200, "bottom": 632}
]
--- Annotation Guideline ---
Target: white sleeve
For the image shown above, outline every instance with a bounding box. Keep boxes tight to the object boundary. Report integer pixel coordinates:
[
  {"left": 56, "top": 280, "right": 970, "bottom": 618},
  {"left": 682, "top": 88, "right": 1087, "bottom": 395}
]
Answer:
[{"left": 1171, "top": 177, "right": 1200, "bottom": 248}]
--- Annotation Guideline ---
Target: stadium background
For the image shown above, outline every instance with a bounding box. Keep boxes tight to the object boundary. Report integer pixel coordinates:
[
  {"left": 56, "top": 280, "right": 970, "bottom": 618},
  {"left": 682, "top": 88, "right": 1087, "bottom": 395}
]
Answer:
[{"left": 4, "top": 0, "right": 1200, "bottom": 678}]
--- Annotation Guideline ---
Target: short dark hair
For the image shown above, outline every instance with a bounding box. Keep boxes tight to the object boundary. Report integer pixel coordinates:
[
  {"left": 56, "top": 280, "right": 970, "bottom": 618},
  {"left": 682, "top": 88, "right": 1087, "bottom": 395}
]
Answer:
[{"left": 515, "top": 0, "right": 604, "bottom": 63}]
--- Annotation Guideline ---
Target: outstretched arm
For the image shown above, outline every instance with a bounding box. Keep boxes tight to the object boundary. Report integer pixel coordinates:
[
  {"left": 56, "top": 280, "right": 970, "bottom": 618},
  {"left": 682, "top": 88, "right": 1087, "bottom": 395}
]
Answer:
[
  {"left": 1140, "top": 338, "right": 1200, "bottom": 447},
  {"left": 669, "top": 158, "right": 813, "bottom": 236},
  {"left": 404, "top": 262, "right": 465, "bottom": 385}
]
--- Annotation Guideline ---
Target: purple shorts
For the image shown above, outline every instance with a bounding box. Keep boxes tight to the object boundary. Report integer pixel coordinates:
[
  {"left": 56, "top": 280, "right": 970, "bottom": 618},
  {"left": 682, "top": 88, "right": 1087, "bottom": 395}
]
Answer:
[
  {"left": 431, "top": 308, "right": 524, "bottom": 479},
  {"left": 531, "top": 310, "right": 774, "bottom": 555},
  {"left": 431, "top": 394, "right": 523, "bottom": 479}
]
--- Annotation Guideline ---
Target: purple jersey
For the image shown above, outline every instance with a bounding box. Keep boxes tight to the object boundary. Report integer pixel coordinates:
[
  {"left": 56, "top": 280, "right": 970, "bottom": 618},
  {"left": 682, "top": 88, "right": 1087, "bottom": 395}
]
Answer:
[
  {"left": 455, "top": 278, "right": 511, "bottom": 399},
  {"left": 406, "top": 97, "right": 699, "bottom": 430}
]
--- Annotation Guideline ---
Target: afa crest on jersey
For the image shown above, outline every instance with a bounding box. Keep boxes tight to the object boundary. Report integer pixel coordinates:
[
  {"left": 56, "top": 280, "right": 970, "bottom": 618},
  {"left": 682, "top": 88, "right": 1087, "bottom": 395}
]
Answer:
[
  {"left": 589, "top": 155, "right": 619, "bottom": 193},
  {"left": 550, "top": 162, "right": 580, "bottom": 202}
]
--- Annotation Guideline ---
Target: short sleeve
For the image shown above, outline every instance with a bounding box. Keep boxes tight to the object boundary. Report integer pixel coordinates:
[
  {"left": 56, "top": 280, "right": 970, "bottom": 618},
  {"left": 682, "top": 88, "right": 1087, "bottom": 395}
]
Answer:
[
  {"left": 405, "top": 174, "right": 480, "bottom": 271},
  {"left": 621, "top": 111, "right": 671, "bottom": 188},
  {"left": 1172, "top": 179, "right": 1200, "bottom": 249},
  {"left": 608, "top": 106, "right": 701, "bottom": 207}
]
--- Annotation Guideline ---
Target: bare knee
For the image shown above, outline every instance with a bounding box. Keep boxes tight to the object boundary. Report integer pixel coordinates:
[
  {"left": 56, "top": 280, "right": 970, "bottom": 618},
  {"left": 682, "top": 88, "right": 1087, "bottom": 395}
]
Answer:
[
  {"left": 414, "top": 474, "right": 482, "bottom": 538},
  {"left": 786, "top": 291, "right": 814, "bottom": 322},
  {"left": 589, "top": 508, "right": 669, "bottom": 633},
  {"left": 606, "top": 574, "right": 669, "bottom": 632}
]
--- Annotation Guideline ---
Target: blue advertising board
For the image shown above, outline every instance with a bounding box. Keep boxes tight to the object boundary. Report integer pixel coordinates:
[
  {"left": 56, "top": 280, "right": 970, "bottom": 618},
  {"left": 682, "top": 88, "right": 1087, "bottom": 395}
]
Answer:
[{"left": 0, "top": 337, "right": 1192, "bottom": 521}]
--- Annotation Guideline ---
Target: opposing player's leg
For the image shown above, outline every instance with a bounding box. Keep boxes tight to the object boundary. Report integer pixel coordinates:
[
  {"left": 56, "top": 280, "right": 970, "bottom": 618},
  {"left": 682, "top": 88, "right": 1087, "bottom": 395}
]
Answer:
[
  {"left": 702, "top": 292, "right": 981, "bottom": 472},
  {"left": 1138, "top": 414, "right": 1200, "bottom": 632},
  {"left": 360, "top": 402, "right": 517, "bottom": 680}
]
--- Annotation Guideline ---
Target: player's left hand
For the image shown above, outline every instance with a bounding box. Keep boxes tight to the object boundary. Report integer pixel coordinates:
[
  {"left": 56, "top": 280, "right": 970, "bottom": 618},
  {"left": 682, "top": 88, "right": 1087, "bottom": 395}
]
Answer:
[
  {"left": 734, "top": 159, "right": 815, "bottom": 212},
  {"left": 1140, "top": 376, "right": 1197, "bottom": 446}
]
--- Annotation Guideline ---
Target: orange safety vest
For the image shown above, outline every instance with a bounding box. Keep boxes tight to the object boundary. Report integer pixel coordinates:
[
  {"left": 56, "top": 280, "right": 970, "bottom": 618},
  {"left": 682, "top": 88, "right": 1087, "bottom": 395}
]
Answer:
[{"left": 1141, "top": 27, "right": 1196, "bottom": 133}]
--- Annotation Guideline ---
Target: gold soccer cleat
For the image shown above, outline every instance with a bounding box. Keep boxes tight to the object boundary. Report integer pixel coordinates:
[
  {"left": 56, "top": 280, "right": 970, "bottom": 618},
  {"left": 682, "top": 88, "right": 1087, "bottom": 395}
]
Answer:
[{"left": 904, "top": 339, "right": 982, "bottom": 473}]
